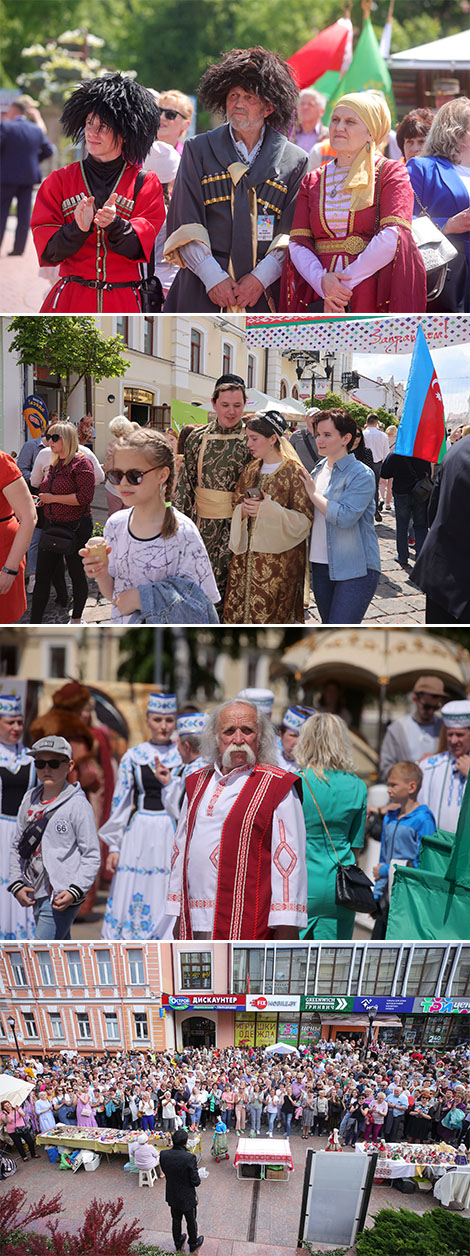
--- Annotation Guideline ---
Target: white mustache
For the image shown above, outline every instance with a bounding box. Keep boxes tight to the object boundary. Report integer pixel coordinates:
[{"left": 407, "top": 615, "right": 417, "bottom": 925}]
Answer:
[{"left": 221, "top": 743, "right": 256, "bottom": 769}]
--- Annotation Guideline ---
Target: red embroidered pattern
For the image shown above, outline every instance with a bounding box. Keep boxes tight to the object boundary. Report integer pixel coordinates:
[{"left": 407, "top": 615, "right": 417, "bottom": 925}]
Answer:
[
  {"left": 206, "top": 781, "right": 224, "bottom": 815},
  {"left": 273, "top": 818, "right": 297, "bottom": 905},
  {"left": 270, "top": 902, "right": 306, "bottom": 913},
  {"left": 209, "top": 845, "right": 219, "bottom": 870},
  {"left": 229, "top": 772, "right": 274, "bottom": 938},
  {"left": 170, "top": 840, "right": 179, "bottom": 872},
  {"left": 189, "top": 898, "right": 215, "bottom": 909}
]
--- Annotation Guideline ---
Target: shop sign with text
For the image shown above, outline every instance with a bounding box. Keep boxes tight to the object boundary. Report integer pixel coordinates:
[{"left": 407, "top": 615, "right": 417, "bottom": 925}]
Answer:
[
  {"left": 301, "top": 996, "right": 355, "bottom": 1013},
  {"left": 246, "top": 995, "right": 300, "bottom": 1012},
  {"left": 162, "top": 993, "right": 245, "bottom": 1010},
  {"left": 413, "top": 997, "right": 470, "bottom": 1015}
]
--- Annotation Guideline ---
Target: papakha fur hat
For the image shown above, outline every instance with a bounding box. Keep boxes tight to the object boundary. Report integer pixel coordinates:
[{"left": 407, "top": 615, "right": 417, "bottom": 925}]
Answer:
[
  {"left": 61, "top": 73, "right": 161, "bottom": 165},
  {"left": 199, "top": 46, "right": 298, "bottom": 135}
]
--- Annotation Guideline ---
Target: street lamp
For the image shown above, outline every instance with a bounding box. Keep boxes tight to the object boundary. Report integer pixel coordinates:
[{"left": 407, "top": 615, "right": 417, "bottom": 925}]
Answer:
[
  {"left": 324, "top": 352, "right": 336, "bottom": 392},
  {"left": 365, "top": 1005, "right": 379, "bottom": 1060},
  {"left": 7, "top": 1015, "right": 21, "bottom": 1062},
  {"left": 288, "top": 351, "right": 326, "bottom": 407}
]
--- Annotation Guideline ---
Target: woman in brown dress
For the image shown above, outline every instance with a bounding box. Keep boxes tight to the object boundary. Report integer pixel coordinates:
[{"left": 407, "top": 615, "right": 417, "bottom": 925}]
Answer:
[{"left": 224, "top": 411, "right": 314, "bottom": 624}]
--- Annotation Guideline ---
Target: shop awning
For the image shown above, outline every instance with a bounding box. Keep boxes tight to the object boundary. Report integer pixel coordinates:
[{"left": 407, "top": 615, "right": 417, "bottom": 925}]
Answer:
[{"left": 320, "top": 1015, "right": 403, "bottom": 1027}]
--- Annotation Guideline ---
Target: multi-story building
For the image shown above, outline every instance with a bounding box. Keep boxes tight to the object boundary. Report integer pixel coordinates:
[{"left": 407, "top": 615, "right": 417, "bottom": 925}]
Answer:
[{"left": 1, "top": 943, "right": 468, "bottom": 1059}]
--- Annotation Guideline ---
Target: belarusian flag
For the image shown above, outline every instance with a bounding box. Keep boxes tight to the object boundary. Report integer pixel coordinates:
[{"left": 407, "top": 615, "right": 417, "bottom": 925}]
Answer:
[
  {"left": 287, "top": 18, "right": 353, "bottom": 91},
  {"left": 324, "top": 18, "right": 396, "bottom": 124}
]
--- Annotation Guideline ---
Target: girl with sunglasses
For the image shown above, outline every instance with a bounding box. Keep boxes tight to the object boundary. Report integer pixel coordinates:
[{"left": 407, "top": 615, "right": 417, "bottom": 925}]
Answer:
[
  {"left": 30, "top": 423, "right": 95, "bottom": 625},
  {"left": 80, "top": 428, "right": 219, "bottom": 623}
]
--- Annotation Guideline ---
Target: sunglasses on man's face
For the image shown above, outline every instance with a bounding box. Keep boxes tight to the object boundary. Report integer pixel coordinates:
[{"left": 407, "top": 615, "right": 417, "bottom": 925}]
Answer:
[
  {"left": 160, "top": 108, "right": 185, "bottom": 120},
  {"left": 35, "top": 758, "right": 68, "bottom": 769},
  {"left": 107, "top": 466, "right": 155, "bottom": 486}
]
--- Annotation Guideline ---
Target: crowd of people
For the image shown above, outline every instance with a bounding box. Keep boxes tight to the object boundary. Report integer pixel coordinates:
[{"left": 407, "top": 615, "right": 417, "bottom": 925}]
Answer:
[
  {"left": 2, "top": 1038, "right": 470, "bottom": 1161},
  {"left": 2, "top": 44, "right": 470, "bottom": 314},
  {"left": 1, "top": 677, "right": 469, "bottom": 943},
  {"left": 6, "top": 365, "right": 469, "bottom": 627}
]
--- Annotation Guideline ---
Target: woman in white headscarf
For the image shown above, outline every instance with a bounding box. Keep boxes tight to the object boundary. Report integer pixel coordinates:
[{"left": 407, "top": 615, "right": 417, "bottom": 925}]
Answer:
[{"left": 283, "top": 90, "right": 426, "bottom": 313}]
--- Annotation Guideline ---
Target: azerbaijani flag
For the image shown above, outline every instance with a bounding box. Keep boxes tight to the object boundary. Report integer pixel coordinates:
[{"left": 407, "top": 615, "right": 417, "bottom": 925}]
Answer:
[{"left": 394, "top": 324, "right": 446, "bottom": 464}]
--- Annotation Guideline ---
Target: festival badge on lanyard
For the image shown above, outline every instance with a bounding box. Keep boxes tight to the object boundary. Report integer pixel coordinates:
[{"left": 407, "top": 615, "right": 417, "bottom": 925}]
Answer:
[
  {"left": 257, "top": 214, "right": 274, "bottom": 242},
  {"left": 23, "top": 395, "right": 49, "bottom": 438}
]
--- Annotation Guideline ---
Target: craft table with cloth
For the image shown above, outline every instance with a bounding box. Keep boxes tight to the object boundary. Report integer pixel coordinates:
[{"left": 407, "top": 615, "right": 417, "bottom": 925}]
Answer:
[
  {"left": 355, "top": 1142, "right": 469, "bottom": 1182},
  {"left": 36, "top": 1124, "right": 174, "bottom": 1158},
  {"left": 433, "top": 1169, "right": 470, "bottom": 1209},
  {"left": 234, "top": 1137, "right": 294, "bottom": 1182}
]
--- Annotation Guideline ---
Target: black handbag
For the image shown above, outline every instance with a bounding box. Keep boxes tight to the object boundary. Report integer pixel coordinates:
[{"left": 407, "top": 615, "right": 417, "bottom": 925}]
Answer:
[
  {"left": 39, "top": 522, "right": 79, "bottom": 555},
  {"left": 300, "top": 772, "right": 377, "bottom": 915},
  {"left": 38, "top": 463, "right": 80, "bottom": 554},
  {"left": 133, "top": 171, "right": 164, "bottom": 312},
  {"left": 411, "top": 475, "right": 433, "bottom": 503}
]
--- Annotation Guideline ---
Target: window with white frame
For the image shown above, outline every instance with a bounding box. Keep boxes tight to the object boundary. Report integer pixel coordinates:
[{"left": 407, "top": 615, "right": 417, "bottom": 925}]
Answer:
[
  {"left": 247, "top": 354, "right": 256, "bottom": 389},
  {"left": 37, "top": 950, "right": 54, "bottom": 986},
  {"left": 66, "top": 951, "right": 84, "bottom": 986},
  {"left": 280, "top": 379, "right": 288, "bottom": 399},
  {"left": 49, "top": 1012, "right": 64, "bottom": 1040},
  {"left": 23, "top": 1011, "right": 38, "bottom": 1039},
  {"left": 134, "top": 1012, "right": 149, "bottom": 1039},
  {"left": 9, "top": 952, "right": 27, "bottom": 986},
  {"left": 143, "top": 317, "right": 154, "bottom": 356},
  {"left": 96, "top": 949, "right": 113, "bottom": 985},
  {"left": 0, "top": 1014, "right": 5, "bottom": 1038},
  {"left": 222, "top": 342, "right": 233, "bottom": 375},
  {"left": 180, "top": 951, "right": 212, "bottom": 990},
  {"left": 190, "top": 328, "right": 202, "bottom": 374},
  {"left": 76, "top": 1012, "right": 91, "bottom": 1040},
  {"left": 48, "top": 645, "right": 67, "bottom": 678},
  {"left": 105, "top": 1012, "right": 120, "bottom": 1040},
  {"left": 128, "top": 949, "right": 145, "bottom": 985}
]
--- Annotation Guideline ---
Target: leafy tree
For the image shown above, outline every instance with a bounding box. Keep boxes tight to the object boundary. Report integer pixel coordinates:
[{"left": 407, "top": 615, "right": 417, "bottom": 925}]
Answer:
[
  {"left": 118, "top": 627, "right": 302, "bottom": 697},
  {"left": 314, "top": 391, "right": 397, "bottom": 428},
  {"left": 7, "top": 316, "right": 130, "bottom": 418}
]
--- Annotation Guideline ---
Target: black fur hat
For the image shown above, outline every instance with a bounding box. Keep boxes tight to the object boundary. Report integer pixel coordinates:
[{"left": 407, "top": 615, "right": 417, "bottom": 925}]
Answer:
[
  {"left": 61, "top": 73, "right": 161, "bottom": 165},
  {"left": 199, "top": 46, "right": 298, "bottom": 135}
]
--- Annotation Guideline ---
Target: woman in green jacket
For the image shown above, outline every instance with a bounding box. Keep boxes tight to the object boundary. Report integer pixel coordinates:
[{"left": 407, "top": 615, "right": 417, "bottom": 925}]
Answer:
[{"left": 294, "top": 713, "right": 367, "bottom": 939}]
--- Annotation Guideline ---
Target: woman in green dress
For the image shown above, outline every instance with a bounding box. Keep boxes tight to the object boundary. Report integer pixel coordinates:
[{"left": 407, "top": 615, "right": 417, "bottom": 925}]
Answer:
[{"left": 294, "top": 713, "right": 367, "bottom": 939}]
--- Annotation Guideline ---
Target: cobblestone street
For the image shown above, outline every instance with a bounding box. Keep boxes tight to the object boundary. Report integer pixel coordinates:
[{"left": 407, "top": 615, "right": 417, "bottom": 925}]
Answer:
[{"left": 18, "top": 489, "right": 425, "bottom": 627}]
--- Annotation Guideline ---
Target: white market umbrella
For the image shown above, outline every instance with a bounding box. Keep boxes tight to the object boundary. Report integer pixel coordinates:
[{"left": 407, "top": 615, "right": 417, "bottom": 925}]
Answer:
[
  {"left": 264, "top": 1042, "right": 300, "bottom": 1057},
  {"left": 0, "top": 1073, "right": 34, "bottom": 1107}
]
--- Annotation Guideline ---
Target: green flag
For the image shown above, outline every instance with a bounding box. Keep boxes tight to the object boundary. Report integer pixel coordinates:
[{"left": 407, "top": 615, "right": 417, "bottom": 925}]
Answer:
[
  {"left": 446, "top": 774, "right": 470, "bottom": 889},
  {"left": 324, "top": 19, "right": 396, "bottom": 125}
]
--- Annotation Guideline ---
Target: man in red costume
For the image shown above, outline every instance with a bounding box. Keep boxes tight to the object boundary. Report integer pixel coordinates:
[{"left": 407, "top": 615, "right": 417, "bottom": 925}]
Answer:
[
  {"left": 166, "top": 699, "right": 307, "bottom": 940},
  {"left": 31, "top": 74, "right": 164, "bottom": 313}
]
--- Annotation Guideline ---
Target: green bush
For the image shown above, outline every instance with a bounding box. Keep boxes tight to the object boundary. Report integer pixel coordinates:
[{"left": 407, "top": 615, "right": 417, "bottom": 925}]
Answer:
[{"left": 355, "top": 1207, "right": 470, "bottom": 1256}]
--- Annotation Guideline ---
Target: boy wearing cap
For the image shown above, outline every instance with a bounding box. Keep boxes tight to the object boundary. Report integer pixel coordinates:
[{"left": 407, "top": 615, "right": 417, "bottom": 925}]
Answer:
[
  {"left": 8, "top": 736, "right": 100, "bottom": 940},
  {"left": 277, "top": 706, "right": 315, "bottom": 772}
]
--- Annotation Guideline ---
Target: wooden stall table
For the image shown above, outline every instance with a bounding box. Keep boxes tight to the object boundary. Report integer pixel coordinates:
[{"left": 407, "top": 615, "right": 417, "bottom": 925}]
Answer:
[
  {"left": 36, "top": 1124, "right": 173, "bottom": 1164},
  {"left": 356, "top": 1142, "right": 469, "bottom": 1184},
  {"left": 234, "top": 1137, "right": 293, "bottom": 1183}
]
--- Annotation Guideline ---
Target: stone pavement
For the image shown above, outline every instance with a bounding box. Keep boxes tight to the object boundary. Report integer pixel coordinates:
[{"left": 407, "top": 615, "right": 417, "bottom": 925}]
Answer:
[
  {"left": 20, "top": 493, "right": 425, "bottom": 627},
  {"left": 13, "top": 1128, "right": 464, "bottom": 1254},
  {"left": 0, "top": 213, "right": 50, "bottom": 314}
]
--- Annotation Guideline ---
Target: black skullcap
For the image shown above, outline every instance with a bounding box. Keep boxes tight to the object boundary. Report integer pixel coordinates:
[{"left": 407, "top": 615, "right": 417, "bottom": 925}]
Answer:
[{"left": 259, "top": 409, "right": 288, "bottom": 438}]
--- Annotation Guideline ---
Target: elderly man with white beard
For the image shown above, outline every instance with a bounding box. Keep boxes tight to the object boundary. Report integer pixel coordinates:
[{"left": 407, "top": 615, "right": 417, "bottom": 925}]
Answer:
[{"left": 165, "top": 699, "right": 307, "bottom": 940}]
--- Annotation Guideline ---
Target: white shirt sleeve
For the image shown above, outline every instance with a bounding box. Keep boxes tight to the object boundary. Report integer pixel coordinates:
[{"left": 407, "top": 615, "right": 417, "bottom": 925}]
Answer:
[
  {"left": 289, "top": 241, "right": 326, "bottom": 295},
  {"left": 339, "top": 226, "right": 398, "bottom": 289},
  {"left": 268, "top": 786, "right": 308, "bottom": 930},
  {"left": 180, "top": 240, "right": 230, "bottom": 291},
  {"left": 252, "top": 247, "right": 286, "bottom": 288},
  {"left": 166, "top": 795, "right": 187, "bottom": 917},
  {"left": 290, "top": 226, "right": 398, "bottom": 295},
  {"left": 30, "top": 448, "right": 52, "bottom": 487}
]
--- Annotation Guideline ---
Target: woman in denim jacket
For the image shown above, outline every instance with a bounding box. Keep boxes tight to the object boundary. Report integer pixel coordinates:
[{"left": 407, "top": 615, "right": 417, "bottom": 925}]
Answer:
[{"left": 300, "top": 410, "right": 380, "bottom": 623}]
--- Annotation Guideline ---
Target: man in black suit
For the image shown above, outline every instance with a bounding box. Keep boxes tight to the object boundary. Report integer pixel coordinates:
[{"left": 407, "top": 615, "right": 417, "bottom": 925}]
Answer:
[
  {"left": 0, "top": 97, "right": 53, "bottom": 256},
  {"left": 159, "top": 1129, "right": 204, "bottom": 1252}
]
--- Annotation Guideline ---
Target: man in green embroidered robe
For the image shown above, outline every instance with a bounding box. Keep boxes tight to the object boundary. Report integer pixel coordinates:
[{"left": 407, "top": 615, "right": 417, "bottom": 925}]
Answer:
[{"left": 174, "top": 374, "right": 252, "bottom": 607}]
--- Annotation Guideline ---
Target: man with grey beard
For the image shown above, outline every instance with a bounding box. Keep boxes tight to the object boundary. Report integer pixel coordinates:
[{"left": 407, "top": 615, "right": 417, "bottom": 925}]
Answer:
[{"left": 166, "top": 699, "right": 307, "bottom": 940}]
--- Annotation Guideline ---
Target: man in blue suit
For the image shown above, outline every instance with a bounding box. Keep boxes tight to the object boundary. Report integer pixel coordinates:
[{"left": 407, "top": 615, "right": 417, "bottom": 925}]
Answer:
[{"left": 0, "top": 97, "right": 53, "bottom": 256}]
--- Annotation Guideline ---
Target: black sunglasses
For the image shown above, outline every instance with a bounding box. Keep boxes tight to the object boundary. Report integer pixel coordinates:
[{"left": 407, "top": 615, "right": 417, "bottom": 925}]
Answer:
[
  {"left": 107, "top": 467, "right": 155, "bottom": 486},
  {"left": 160, "top": 108, "right": 185, "bottom": 120},
  {"left": 49, "top": 433, "right": 62, "bottom": 443},
  {"left": 35, "top": 758, "right": 68, "bottom": 769}
]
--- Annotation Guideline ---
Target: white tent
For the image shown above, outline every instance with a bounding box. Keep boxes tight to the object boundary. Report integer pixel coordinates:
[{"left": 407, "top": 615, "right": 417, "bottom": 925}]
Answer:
[
  {"left": 0, "top": 1073, "right": 34, "bottom": 1108},
  {"left": 246, "top": 388, "right": 306, "bottom": 416},
  {"left": 389, "top": 31, "right": 470, "bottom": 70},
  {"left": 264, "top": 1042, "right": 300, "bottom": 1057}
]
